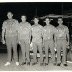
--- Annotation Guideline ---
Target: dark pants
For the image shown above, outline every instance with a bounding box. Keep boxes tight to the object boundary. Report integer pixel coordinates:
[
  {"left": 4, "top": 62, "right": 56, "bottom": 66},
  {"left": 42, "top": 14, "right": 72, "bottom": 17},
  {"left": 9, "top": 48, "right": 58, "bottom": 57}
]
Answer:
[
  {"left": 32, "top": 42, "right": 43, "bottom": 63},
  {"left": 6, "top": 36, "right": 18, "bottom": 62},
  {"left": 44, "top": 40, "right": 55, "bottom": 64},
  {"left": 56, "top": 39, "right": 67, "bottom": 64},
  {"left": 19, "top": 39, "right": 30, "bottom": 63}
]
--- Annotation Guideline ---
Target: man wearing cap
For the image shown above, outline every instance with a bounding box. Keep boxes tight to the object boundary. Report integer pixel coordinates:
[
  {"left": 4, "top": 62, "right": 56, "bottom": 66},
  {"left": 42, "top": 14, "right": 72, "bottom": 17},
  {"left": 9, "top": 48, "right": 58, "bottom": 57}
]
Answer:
[
  {"left": 43, "top": 18, "right": 57, "bottom": 65},
  {"left": 17, "top": 15, "right": 31, "bottom": 65},
  {"left": 2, "top": 12, "right": 19, "bottom": 66},
  {"left": 31, "top": 17, "right": 43, "bottom": 66},
  {"left": 55, "top": 17, "right": 69, "bottom": 66}
]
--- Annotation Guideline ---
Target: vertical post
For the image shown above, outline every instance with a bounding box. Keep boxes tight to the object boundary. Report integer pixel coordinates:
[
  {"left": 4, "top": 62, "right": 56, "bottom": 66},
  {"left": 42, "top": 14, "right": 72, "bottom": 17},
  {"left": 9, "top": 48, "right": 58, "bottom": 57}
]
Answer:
[
  {"left": 62, "top": 2, "right": 63, "bottom": 15},
  {"left": 35, "top": 8, "right": 37, "bottom": 16}
]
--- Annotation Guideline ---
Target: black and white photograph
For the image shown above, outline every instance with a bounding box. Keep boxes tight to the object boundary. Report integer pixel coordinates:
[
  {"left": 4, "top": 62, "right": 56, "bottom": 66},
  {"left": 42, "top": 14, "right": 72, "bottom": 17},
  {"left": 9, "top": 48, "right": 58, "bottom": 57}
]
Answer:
[{"left": 0, "top": 2, "right": 72, "bottom": 71}]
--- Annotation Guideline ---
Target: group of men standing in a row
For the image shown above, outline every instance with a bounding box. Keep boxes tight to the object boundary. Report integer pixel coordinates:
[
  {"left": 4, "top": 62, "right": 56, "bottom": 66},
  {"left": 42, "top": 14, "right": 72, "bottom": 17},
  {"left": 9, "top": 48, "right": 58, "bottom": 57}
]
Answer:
[{"left": 2, "top": 12, "right": 69, "bottom": 67}]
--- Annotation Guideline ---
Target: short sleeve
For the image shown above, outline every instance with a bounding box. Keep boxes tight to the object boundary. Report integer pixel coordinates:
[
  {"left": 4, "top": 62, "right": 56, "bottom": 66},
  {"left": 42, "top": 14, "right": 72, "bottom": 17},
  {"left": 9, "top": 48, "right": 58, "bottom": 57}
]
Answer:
[
  {"left": 28, "top": 23, "right": 32, "bottom": 30},
  {"left": 65, "top": 27, "right": 69, "bottom": 34},
  {"left": 2, "top": 21, "right": 7, "bottom": 30},
  {"left": 15, "top": 20, "right": 19, "bottom": 25},
  {"left": 39, "top": 25, "right": 44, "bottom": 35},
  {"left": 16, "top": 23, "right": 20, "bottom": 31},
  {"left": 14, "top": 20, "right": 19, "bottom": 31}
]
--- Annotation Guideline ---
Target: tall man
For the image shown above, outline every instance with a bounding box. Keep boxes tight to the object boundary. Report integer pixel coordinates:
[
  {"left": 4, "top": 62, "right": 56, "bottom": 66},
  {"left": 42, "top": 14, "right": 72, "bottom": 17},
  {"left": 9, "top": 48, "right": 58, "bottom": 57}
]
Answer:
[
  {"left": 43, "top": 18, "right": 57, "bottom": 65},
  {"left": 17, "top": 15, "right": 31, "bottom": 65},
  {"left": 31, "top": 17, "right": 43, "bottom": 66},
  {"left": 55, "top": 17, "right": 69, "bottom": 66},
  {"left": 2, "top": 12, "right": 19, "bottom": 66}
]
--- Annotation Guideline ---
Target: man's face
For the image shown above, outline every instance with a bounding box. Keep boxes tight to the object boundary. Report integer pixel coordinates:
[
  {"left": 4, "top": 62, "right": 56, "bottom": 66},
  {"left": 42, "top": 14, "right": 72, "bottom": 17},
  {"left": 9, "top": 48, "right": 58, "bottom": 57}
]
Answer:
[
  {"left": 21, "top": 16, "right": 26, "bottom": 22},
  {"left": 34, "top": 18, "right": 39, "bottom": 24},
  {"left": 58, "top": 18, "right": 63, "bottom": 25},
  {"left": 45, "top": 18, "right": 50, "bottom": 25},
  {"left": 7, "top": 12, "right": 13, "bottom": 19}
]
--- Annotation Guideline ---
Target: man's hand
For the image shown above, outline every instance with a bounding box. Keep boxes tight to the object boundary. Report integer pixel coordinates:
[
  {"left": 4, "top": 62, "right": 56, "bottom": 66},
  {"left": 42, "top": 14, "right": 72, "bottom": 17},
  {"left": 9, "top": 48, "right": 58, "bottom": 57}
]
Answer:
[
  {"left": 30, "top": 42, "right": 33, "bottom": 47},
  {"left": 2, "top": 39, "right": 5, "bottom": 44},
  {"left": 66, "top": 42, "right": 69, "bottom": 49},
  {"left": 18, "top": 41, "right": 21, "bottom": 44},
  {"left": 55, "top": 42, "right": 57, "bottom": 48},
  {"left": 54, "top": 43, "right": 57, "bottom": 51},
  {"left": 71, "top": 48, "right": 72, "bottom": 52},
  {"left": 67, "top": 45, "right": 70, "bottom": 49}
]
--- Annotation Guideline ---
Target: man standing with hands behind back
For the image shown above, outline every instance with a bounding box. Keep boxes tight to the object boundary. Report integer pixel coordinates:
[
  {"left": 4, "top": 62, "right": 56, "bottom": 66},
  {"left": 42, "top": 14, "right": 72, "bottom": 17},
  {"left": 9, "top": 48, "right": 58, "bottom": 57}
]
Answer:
[
  {"left": 31, "top": 17, "right": 43, "bottom": 66},
  {"left": 55, "top": 17, "right": 69, "bottom": 66},
  {"left": 17, "top": 15, "right": 32, "bottom": 65},
  {"left": 43, "top": 17, "right": 57, "bottom": 66}
]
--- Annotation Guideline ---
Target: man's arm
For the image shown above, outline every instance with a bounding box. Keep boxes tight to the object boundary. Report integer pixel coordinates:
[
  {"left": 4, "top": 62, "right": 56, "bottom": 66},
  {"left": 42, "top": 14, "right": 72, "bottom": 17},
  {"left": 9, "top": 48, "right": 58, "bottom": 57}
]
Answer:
[
  {"left": 66, "top": 27, "right": 69, "bottom": 46},
  {"left": 41, "top": 26, "right": 44, "bottom": 38},
  {"left": 41, "top": 26, "right": 44, "bottom": 46},
  {"left": 15, "top": 20, "right": 19, "bottom": 44},
  {"left": 29, "top": 24, "right": 32, "bottom": 44},
  {"left": 54, "top": 28, "right": 57, "bottom": 49},
  {"left": 2, "top": 22, "right": 6, "bottom": 44}
]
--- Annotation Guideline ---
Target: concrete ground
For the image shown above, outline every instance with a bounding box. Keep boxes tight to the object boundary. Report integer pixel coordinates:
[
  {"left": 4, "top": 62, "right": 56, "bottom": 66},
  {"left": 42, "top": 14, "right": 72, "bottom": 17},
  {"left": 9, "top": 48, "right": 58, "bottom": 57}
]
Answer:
[{"left": 0, "top": 53, "right": 72, "bottom": 71}]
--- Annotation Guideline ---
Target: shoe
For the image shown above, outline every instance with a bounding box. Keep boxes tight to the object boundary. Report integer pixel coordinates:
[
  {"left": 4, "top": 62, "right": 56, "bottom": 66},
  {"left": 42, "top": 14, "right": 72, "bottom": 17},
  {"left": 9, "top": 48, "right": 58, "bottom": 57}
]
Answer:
[
  {"left": 4, "top": 62, "right": 10, "bottom": 66},
  {"left": 16, "top": 62, "right": 19, "bottom": 66},
  {"left": 44, "top": 63, "right": 48, "bottom": 66},
  {"left": 57, "top": 63, "right": 61, "bottom": 66},
  {"left": 21, "top": 62, "right": 26, "bottom": 65},
  {"left": 40, "top": 63, "right": 44, "bottom": 66},
  {"left": 53, "top": 63, "right": 56, "bottom": 65},
  {"left": 63, "top": 64, "right": 68, "bottom": 66},
  {"left": 27, "top": 62, "right": 30, "bottom": 65},
  {"left": 32, "top": 62, "right": 37, "bottom": 65}
]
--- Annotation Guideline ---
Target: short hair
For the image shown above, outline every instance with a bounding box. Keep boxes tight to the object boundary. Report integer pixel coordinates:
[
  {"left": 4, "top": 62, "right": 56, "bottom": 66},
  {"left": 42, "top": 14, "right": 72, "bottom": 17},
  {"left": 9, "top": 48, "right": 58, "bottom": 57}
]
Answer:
[
  {"left": 45, "top": 17, "right": 50, "bottom": 19},
  {"left": 33, "top": 16, "right": 39, "bottom": 20},
  {"left": 58, "top": 17, "right": 63, "bottom": 20},
  {"left": 44, "top": 17, "right": 51, "bottom": 21},
  {"left": 7, "top": 12, "right": 13, "bottom": 15},
  {"left": 21, "top": 15, "right": 27, "bottom": 19}
]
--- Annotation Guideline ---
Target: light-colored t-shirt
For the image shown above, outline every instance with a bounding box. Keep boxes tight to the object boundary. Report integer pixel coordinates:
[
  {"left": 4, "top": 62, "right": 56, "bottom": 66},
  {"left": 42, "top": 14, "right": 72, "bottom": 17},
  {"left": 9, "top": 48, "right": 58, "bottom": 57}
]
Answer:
[
  {"left": 2, "top": 19, "right": 19, "bottom": 37},
  {"left": 32, "top": 24, "right": 43, "bottom": 43},
  {"left": 43, "top": 24, "right": 57, "bottom": 40},
  {"left": 17, "top": 22, "right": 31, "bottom": 40},
  {"left": 56, "top": 25, "right": 69, "bottom": 39}
]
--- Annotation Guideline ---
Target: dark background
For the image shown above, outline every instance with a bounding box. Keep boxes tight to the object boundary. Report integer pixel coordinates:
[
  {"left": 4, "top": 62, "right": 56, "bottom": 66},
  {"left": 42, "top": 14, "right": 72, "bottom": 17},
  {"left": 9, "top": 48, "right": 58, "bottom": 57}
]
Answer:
[
  {"left": 0, "top": 2, "right": 72, "bottom": 52},
  {"left": 0, "top": 2, "right": 62, "bottom": 28},
  {"left": 0, "top": 2, "right": 72, "bottom": 27}
]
